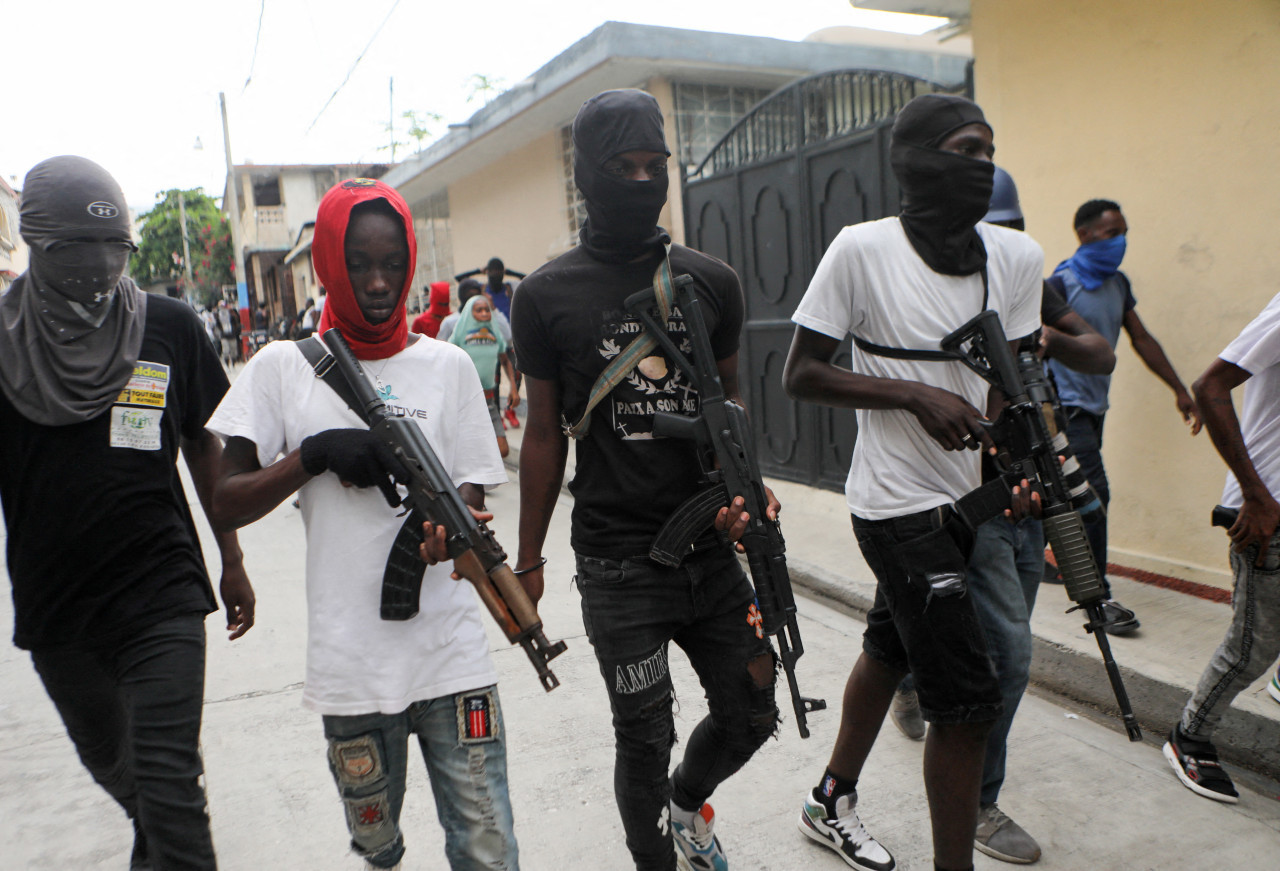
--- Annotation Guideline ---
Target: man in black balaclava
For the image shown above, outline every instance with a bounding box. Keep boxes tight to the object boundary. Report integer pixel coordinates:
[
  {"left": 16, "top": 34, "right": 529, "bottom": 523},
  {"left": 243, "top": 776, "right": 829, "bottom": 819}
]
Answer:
[
  {"left": 0, "top": 156, "right": 255, "bottom": 869},
  {"left": 511, "top": 89, "right": 780, "bottom": 871},
  {"left": 783, "top": 95, "right": 1045, "bottom": 871}
]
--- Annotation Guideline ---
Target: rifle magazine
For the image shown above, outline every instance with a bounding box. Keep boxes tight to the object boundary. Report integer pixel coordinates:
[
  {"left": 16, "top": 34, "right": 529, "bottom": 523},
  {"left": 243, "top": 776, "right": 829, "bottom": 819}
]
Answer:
[{"left": 649, "top": 483, "right": 730, "bottom": 567}]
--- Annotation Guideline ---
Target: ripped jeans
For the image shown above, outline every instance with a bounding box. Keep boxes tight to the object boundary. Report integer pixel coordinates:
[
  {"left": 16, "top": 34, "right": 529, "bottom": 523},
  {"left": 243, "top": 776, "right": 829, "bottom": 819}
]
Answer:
[
  {"left": 321, "top": 687, "right": 518, "bottom": 870},
  {"left": 575, "top": 547, "right": 778, "bottom": 871}
]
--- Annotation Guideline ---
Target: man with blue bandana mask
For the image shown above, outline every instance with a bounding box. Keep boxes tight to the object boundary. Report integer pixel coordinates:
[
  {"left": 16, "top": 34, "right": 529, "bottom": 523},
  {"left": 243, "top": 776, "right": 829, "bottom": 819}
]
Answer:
[{"left": 1046, "top": 199, "right": 1202, "bottom": 634}]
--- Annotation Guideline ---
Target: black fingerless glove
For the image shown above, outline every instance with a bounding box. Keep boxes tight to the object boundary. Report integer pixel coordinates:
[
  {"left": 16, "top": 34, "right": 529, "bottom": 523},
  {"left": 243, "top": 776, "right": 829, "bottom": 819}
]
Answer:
[{"left": 299, "top": 429, "right": 407, "bottom": 506}]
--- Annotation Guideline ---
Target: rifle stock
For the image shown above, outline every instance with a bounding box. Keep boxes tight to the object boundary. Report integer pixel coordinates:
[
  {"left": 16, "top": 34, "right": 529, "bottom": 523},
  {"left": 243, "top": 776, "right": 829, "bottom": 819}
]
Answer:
[{"left": 318, "top": 328, "right": 568, "bottom": 692}]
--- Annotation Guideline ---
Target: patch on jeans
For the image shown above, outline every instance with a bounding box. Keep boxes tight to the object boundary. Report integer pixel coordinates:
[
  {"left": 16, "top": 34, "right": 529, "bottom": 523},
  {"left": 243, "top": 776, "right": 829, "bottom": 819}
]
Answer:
[
  {"left": 329, "top": 735, "right": 382, "bottom": 787},
  {"left": 614, "top": 647, "right": 668, "bottom": 695},
  {"left": 746, "top": 602, "right": 764, "bottom": 639},
  {"left": 456, "top": 689, "right": 500, "bottom": 743},
  {"left": 345, "top": 790, "right": 393, "bottom": 840}
]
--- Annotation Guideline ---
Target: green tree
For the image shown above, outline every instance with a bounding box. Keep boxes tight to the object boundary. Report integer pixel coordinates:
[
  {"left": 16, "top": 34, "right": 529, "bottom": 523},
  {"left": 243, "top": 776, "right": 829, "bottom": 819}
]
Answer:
[
  {"left": 466, "top": 73, "right": 505, "bottom": 105},
  {"left": 378, "top": 109, "right": 443, "bottom": 159},
  {"left": 132, "top": 188, "right": 233, "bottom": 308}
]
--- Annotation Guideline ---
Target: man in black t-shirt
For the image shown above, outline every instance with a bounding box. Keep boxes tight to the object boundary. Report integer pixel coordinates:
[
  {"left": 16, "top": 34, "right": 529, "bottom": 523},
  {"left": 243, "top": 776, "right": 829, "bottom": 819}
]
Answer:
[
  {"left": 512, "top": 90, "right": 779, "bottom": 871},
  {"left": 0, "top": 157, "right": 255, "bottom": 870}
]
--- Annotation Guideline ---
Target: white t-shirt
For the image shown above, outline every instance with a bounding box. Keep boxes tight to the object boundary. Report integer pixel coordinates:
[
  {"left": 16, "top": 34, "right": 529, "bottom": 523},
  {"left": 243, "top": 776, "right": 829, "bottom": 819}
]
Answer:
[
  {"left": 792, "top": 217, "right": 1043, "bottom": 519},
  {"left": 208, "top": 336, "right": 508, "bottom": 715},
  {"left": 1218, "top": 290, "right": 1280, "bottom": 508}
]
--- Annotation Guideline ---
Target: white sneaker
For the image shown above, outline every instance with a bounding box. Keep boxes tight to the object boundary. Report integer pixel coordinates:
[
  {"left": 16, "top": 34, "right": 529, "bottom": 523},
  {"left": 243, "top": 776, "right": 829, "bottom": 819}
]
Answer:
[
  {"left": 1267, "top": 668, "right": 1280, "bottom": 705},
  {"left": 798, "top": 788, "right": 895, "bottom": 871},
  {"left": 672, "top": 802, "right": 728, "bottom": 871}
]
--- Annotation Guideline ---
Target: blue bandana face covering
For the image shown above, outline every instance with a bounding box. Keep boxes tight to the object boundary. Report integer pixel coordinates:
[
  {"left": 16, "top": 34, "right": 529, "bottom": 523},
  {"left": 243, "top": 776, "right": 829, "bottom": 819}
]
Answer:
[{"left": 1064, "top": 235, "right": 1127, "bottom": 290}]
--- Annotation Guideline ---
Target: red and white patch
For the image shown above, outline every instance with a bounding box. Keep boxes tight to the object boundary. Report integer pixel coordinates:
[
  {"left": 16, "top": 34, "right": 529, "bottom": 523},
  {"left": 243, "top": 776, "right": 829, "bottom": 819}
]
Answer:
[
  {"left": 456, "top": 690, "right": 500, "bottom": 743},
  {"left": 746, "top": 603, "right": 764, "bottom": 640}
]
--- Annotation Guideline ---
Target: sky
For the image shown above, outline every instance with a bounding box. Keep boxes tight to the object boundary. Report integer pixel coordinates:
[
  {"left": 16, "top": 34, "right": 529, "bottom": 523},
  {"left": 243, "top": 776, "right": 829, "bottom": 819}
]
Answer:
[{"left": 3, "top": 1, "right": 946, "bottom": 214}]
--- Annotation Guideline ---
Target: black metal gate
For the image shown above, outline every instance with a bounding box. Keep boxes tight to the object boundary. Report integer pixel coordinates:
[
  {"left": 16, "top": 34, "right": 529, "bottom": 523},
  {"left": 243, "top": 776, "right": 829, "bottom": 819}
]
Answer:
[{"left": 683, "top": 69, "right": 964, "bottom": 490}]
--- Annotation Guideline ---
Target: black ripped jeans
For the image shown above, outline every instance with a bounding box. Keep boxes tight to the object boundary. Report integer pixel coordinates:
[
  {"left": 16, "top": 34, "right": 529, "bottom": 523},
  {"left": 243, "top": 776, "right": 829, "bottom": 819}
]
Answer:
[{"left": 575, "top": 547, "right": 778, "bottom": 871}]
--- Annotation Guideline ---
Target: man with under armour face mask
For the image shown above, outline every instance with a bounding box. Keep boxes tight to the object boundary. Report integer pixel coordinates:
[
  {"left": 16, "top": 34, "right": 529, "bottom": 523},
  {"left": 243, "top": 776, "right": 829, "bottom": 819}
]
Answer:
[
  {"left": 1045, "top": 199, "right": 1201, "bottom": 634},
  {"left": 512, "top": 89, "right": 780, "bottom": 871},
  {"left": 784, "top": 95, "right": 1043, "bottom": 871},
  {"left": 0, "top": 155, "right": 256, "bottom": 870}
]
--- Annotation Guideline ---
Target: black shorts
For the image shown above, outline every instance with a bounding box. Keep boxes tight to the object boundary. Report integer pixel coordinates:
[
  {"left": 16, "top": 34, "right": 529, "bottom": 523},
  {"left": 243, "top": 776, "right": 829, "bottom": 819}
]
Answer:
[{"left": 853, "top": 506, "right": 1003, "bottom": 724}]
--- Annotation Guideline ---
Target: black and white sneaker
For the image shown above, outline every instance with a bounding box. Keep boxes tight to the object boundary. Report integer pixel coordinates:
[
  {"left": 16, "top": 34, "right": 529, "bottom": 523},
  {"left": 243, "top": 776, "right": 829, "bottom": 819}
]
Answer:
[
  {"left": 1163, "top": 725, "right": 1239, "bottom": 803},
  {"left": 798, "top": 788, "right": 895, "bottom": 871}
]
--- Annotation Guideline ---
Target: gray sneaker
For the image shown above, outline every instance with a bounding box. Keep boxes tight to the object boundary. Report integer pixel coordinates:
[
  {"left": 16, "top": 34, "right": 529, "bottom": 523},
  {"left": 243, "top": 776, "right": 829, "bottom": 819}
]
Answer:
[
  {"left": 889, "top": 688, "right": 926, "bottom": 740},
  {"left": 974, "top": 804, "right": 1041, "bottom": 864}
]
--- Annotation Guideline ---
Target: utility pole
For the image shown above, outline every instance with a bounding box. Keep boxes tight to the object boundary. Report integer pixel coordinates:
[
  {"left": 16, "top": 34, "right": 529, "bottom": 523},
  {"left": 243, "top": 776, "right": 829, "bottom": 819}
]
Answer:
[
  {"left": 177, "top": 190, "right": 194, "bottom": 297},
  {"left": 219, "top": 92, "right": 248, "bottom": 310},
  {"left": 389, "top": 77, "right": 396, "bottom": 162}
]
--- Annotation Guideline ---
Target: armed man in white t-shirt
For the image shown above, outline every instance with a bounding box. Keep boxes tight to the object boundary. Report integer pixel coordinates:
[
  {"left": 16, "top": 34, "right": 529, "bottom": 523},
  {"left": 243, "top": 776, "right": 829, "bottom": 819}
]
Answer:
[
  {"left": 1163, "top": 290, "right": 1280, "bottom": 805},
  {"left": 207, "top": 179, "right": 518, "bottom": 871},
  {"left": 783, "top": 94, "right": 1043, "bottom": 871}
]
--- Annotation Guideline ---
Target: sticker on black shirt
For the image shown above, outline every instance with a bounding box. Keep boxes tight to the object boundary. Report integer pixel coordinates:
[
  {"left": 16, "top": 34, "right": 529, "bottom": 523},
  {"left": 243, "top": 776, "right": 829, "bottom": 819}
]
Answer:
[
  {"left": 116, "top": 361, "right": 170, "bottom": 408},
  {"left": 109, "top": 405, "right": 163, "bottom": 450}
]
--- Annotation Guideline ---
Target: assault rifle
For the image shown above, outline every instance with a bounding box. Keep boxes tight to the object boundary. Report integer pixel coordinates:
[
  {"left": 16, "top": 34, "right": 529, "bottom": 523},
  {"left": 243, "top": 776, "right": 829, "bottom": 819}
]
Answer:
[
  {"left": 318, "top": 328, "right": 568, "bottom": 691},
  {"left": 940, "top": 310, "right": 1142, "bottom": 741},
  {"left": 623, "top": 276, "right": 827, "bottom": 738}
]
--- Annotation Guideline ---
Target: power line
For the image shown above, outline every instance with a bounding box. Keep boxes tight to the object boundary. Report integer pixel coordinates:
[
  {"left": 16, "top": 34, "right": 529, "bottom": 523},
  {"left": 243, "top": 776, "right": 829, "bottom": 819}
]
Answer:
[
  {"left": 241, "top": 0, "right": 266, "bottom": 95},
  {"left": 306, "top": 0, "right": 402, "bottom": 134}
]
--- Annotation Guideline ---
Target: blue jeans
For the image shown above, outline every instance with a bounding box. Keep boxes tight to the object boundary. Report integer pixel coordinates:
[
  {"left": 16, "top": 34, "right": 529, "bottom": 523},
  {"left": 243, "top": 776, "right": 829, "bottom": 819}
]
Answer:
[
  {"left": 322, "top": 686, "right": 518, "bottom": 870},
  {"left": 1064, "top": 407, "right": 1111, "bottom": 594},
  {"left": 31, "top": 613, "right": 216, "bottom": 870},
  {"left": 1180, "top": 531, "right": 1280, "bottom": 742},
  {"left": 575, "top": 548, "right": 778, "bottom": 871},
  {"left": 899, "top": 516, "right": 1043, "bottom": 804}
]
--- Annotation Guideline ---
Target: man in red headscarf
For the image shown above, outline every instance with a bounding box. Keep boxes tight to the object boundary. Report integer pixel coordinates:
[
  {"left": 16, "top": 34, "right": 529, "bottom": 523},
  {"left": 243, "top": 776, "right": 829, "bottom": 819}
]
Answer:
[{"left": 206, "top": 179, "right": 519, "bottom": 870}]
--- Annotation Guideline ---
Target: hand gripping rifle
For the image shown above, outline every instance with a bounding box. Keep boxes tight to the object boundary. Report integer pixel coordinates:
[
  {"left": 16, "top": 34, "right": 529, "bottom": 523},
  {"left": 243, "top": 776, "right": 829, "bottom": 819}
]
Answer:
[
  {"left": 939, "top": 311, "right": 1142, "bottom": 741},
  {"left": 622, "top": 276, "right": 827, "bottom": 738},
  {"left": 317, "top": 328, "right": 567, "bottom": 691}
]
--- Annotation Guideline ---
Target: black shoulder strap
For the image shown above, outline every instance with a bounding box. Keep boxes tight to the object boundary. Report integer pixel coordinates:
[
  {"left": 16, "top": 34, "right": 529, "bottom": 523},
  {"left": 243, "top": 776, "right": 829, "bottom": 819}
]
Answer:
[
  {"left": 295, "top": 335, "right": 370, "bottom": 425},
  {"left": 851, "top": 266, "right": 988, "bottom": 363}
]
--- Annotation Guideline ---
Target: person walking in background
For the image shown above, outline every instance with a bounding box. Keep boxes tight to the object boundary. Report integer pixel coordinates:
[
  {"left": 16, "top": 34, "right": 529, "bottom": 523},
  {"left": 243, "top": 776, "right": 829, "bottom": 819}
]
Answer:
[
  {"left": 412, "top": 280, "right": 452, "bottom": 338},
  {"left": 449, "top": 294, "right": 519, "bottom": 458},
  {"left": 1045, "top": 198, "right": 1201, "bottom": 633}
]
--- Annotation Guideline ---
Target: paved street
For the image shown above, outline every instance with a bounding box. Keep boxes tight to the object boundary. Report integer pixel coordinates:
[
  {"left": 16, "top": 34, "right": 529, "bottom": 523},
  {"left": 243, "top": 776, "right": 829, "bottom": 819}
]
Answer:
[{"left": 3, "top": 465, "right": 1279, "bottom": 869}]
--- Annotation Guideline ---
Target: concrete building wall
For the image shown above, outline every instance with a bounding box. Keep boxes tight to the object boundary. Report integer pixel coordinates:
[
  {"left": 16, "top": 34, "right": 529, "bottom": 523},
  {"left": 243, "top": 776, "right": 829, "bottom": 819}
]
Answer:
[
  {"left": 279, "top": 171, "right": 323, "bottom": 243},
  {"left": 449, "top": 128, "right": 567, "bottom": 277},
  {"left": 971, "top": 0, "right": 1280, "bottom": 588}
]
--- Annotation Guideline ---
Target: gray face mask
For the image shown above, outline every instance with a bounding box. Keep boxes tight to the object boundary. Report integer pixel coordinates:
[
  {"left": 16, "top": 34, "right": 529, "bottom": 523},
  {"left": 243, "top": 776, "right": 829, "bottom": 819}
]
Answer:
[
  {"left": 0, "top": 156, "right": 147, "bottom": 426},
  {"left": 31, "top": 241, "right": 133, "bottom": 326}
]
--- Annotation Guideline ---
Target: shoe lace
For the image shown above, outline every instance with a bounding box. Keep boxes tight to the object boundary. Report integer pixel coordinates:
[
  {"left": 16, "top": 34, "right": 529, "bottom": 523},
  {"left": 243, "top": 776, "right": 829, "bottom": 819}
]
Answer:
[
  {"left": 831, "top": 810, "right": 875, "bottom": 847},
  {"left": 681, "top": 822, "right": 716, "bottom": 852}
]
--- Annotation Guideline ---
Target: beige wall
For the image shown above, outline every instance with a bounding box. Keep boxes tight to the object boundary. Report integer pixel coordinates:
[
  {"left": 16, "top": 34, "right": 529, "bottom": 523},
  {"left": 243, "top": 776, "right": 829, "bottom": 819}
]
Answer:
[
  {"left": 449, "top": 129, "right": 570, "bottom": 279},
  {"left": 972, "top": 0, "right": 1280, "bottom": 588},
  {"left": 446, "top": 77, "right": 685, "bottom": 282}
]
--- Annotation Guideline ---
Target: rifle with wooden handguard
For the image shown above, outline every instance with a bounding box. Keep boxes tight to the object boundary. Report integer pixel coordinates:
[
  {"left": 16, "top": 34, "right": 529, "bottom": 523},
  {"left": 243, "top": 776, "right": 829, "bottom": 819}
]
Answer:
[
  {"left": 622, "top": 276, "right": 826, "bottom": 738},
  {"left": 318, "top": 328, "right": 568, "bottom": 691}
]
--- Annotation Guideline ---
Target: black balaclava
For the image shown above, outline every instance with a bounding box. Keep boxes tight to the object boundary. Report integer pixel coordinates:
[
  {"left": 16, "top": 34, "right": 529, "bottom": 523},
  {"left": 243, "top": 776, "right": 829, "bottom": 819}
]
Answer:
[
  {"left": 890, "top": 93, "right": 995, "bottom": 276},
  {"left": 573, "top": 89, "right": 671, "bottom": 263},
  {"left": 0, "top": 156, "right": 147, "bottom": 425}
]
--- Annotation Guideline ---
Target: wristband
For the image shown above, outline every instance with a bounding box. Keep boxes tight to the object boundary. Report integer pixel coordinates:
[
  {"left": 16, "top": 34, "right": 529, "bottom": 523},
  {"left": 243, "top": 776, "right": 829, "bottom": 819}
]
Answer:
[{"left": 513, "top": 557, "right": 547, "bottom": 577}]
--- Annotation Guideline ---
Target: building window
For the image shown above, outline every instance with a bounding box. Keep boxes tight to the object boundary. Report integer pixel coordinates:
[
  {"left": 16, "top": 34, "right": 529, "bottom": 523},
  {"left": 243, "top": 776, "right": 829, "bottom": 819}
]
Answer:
[
  {"left": 560, "top": 126, "right": 587, "bottom": 243},
  {"left": 672, "top": 83, "right": 774, "bottom": 177},
  {"left": 252, "top": 176, "right": 282, "bottom": 207}
]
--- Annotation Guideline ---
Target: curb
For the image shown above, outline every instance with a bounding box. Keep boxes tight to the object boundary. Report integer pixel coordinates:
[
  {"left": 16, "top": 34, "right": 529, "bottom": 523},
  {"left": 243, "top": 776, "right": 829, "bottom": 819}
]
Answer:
[{"left": 506, "top": 442, "right": 1280, "bottom": 781}]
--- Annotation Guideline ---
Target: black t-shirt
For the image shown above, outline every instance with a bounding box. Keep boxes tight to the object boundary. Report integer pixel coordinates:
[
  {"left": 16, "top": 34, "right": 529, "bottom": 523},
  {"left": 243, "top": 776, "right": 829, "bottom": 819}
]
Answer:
[
  {"left": 1041, "top": 279, "right": 1072, "bottom": 326},
  {"left": 513, "top": 244, "right": 745, "bottom": 558},
  {"left": 1, "top": 295, "right": 227, "bottom": 650}
]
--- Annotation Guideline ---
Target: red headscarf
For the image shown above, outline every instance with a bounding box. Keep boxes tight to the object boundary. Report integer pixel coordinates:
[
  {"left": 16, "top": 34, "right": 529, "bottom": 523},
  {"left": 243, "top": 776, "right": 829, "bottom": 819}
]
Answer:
[
  {"left": 411, "top": 280, "right": 451, "bottom": 338},
  {"left": 313, "top": 178, "right": 417, "bottom": 360}
]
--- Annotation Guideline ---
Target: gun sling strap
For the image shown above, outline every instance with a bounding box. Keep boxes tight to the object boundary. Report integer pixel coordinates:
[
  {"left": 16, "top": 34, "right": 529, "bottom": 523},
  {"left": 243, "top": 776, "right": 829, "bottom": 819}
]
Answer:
[
  {"left": 296, "top": 335, "right": 371, "bottom": 426},
  {"left": 562, "top": 246, "right": 677, "bottom": 439},
  {"left": 850, "top": 266, "right": 988, "bottom": 363}
]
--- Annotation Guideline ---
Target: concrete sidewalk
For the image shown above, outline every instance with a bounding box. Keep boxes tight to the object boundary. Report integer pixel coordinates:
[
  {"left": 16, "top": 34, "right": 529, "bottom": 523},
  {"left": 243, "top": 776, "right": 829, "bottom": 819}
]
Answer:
[{"left": 502, "top": 409, "right": 1280, "bottom": 782}]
